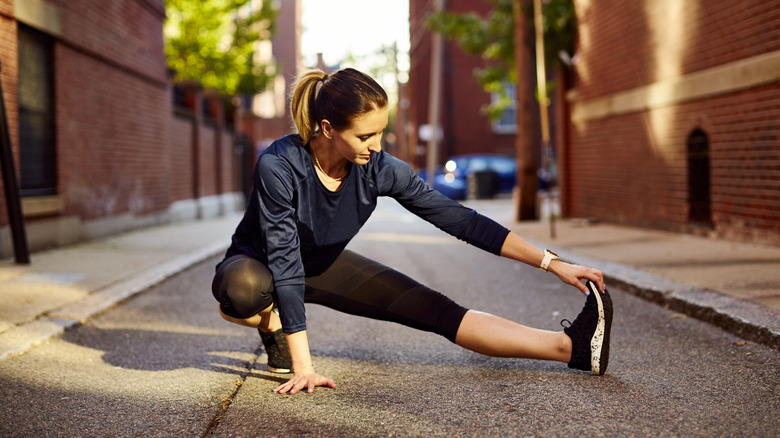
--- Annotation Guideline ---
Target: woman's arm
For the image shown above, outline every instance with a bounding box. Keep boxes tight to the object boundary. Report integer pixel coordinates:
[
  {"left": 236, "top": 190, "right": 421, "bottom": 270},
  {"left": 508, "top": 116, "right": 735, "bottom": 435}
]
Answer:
[
  {"left": 499, "top": 232, "right": 605, "bottom": 295},
  {"left": 376, "top": 155, "right": 604, "bottom": 294},
  {"left": 253, "top": 154, "right": 336, "bottom": 394}
]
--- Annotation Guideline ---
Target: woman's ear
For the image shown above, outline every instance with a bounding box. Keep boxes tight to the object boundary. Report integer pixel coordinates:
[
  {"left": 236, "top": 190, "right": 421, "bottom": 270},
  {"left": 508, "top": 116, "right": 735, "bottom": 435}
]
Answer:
[{"left": 320, "top": 119, "right": 334, "bottom": 139}]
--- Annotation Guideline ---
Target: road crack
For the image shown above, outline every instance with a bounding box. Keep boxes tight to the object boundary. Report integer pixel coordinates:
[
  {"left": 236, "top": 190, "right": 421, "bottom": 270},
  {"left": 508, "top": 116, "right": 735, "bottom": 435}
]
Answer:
[{"left": 202, "top": 346, "right": 263, "bottom": 437}]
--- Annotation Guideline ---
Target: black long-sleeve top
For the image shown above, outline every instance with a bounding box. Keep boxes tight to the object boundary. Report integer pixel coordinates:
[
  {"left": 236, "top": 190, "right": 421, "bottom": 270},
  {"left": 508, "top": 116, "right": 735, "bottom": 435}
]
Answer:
[{"left": 222, "top": 134, "right": 510, "bottom": 333}]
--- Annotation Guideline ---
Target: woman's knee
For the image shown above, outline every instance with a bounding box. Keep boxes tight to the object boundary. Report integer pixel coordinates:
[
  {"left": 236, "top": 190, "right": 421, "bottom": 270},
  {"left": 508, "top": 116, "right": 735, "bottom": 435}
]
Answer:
[{"left": 213, "top": 255, "right": 275, "bottom": 317}]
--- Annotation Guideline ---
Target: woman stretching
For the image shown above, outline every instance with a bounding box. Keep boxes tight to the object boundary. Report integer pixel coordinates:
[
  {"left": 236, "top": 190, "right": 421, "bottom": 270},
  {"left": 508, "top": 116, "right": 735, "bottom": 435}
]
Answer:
[{"left": 212, "top": 67, "right": 613, "bottom": 395}]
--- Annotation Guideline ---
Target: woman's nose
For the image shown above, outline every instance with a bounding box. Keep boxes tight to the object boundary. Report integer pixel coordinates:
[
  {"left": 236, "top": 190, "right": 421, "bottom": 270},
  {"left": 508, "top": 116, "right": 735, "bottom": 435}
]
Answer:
[{"left": 369, "top": 136, "right": 382, "bottom": 153}]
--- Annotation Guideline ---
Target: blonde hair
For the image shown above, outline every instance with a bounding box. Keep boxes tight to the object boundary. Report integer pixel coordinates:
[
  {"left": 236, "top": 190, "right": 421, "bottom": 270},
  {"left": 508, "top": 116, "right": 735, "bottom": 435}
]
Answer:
[
  {"left": 290, "top": 70, "right": 327, "bottom": 144},
  {"left": 289, "top": 68, "right": 388, "bottom": 144}
]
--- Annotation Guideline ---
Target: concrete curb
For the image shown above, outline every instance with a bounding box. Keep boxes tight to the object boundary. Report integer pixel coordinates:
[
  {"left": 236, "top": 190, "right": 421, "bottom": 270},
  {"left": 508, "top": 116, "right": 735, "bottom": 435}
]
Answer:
[
  {"left": 532, "top": 241, "right": 780, "bottom": 350},
  {"left": 0, "top": 240, "right": 229, "bottom": 360}
]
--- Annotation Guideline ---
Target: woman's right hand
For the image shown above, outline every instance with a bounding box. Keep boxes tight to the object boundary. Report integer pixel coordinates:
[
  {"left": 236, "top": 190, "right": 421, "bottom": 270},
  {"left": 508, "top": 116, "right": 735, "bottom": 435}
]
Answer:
[
  {"left": 272, "top": 367, "right": 336, "bottom": 395},
  {"left": 276, "top": 330, "right": 335, "bottom": 394}
]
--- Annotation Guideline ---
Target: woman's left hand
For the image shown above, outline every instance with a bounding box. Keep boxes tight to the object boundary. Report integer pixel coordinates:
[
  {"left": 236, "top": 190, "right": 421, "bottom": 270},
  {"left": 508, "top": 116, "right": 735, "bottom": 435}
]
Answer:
[{"left": 549, "top": 260, "right": 605, "bottom": 296}]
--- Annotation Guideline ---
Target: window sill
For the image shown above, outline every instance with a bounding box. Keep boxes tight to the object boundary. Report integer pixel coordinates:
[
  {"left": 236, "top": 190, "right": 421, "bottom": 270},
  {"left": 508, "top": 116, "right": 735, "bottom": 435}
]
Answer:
[{"left": 22, "top": 195, "right": 62, "bottom": 218}]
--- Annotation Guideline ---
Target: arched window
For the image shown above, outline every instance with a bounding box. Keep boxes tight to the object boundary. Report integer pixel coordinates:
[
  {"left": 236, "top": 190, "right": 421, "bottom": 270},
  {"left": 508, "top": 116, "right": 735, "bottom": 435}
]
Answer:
[{"left": 687, "top": 129, "right": 712, "bottom": 226}]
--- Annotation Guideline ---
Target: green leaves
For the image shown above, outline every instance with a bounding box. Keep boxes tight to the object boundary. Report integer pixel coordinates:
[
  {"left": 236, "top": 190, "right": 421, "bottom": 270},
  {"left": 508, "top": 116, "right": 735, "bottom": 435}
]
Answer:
[
  {"left": 426, "top": 0, "right": 576, "bottom": 120},
  {"left": 427, "top": 2, "right": 515, "bottom": 66},
  {"left": 164, "top": 0, "right": 279, "bottom": 96}
]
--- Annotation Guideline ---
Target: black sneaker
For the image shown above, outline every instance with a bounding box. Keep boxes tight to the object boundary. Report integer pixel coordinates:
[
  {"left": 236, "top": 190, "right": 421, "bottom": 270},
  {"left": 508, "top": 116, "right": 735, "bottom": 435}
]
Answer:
[
  {"left": 258, "top": 329, "right": 292, "bottom": 374},
  {"left": 561, "top": 280, "right": 613, "bottom": 375}
]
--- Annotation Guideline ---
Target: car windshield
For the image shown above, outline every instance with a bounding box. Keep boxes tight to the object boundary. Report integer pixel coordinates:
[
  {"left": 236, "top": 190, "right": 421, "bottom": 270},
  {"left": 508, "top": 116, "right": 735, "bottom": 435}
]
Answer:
[
  {"left": 456, "top": 156, "right": 515, "bottom": 173},
  {"left": 466, "top": 158, "right": 488, "bottom": 172},
  {"left": 489, "top": 158, "right": 515, "bottom": 173}
]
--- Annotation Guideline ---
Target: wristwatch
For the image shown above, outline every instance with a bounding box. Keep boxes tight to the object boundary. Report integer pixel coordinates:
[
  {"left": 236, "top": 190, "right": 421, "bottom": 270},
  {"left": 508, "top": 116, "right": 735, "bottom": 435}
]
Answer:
[{"left": 540, "top": 249, "right": 559, "bottom": 272}]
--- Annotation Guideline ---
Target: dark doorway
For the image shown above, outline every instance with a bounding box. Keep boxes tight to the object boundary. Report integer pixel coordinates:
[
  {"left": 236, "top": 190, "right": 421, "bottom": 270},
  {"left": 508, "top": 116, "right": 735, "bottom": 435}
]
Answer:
[
  {"left": 687, "top": 129, "right": 712, "bottom": 226},
  {"left": 17, "top": 23, "right": 56, "bottom": 196}
]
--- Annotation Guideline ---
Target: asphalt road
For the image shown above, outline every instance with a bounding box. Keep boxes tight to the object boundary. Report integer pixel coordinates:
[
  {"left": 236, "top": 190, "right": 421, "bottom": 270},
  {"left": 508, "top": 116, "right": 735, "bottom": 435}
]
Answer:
[{"left": 1, "top": 199, "right": 777, "bottom": 437}]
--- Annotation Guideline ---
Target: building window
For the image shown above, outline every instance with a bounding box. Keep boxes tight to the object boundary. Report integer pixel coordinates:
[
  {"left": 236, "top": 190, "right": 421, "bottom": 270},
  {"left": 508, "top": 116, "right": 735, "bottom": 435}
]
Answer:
[
  {"left": 687, "top": 128, "right": 712, "bottom": 226},
  {"left": 491, "top": 82, "right": 516, "bottom": 134},
  {"left": 17, "top": 24, "right": 56, "bottom": 196}
]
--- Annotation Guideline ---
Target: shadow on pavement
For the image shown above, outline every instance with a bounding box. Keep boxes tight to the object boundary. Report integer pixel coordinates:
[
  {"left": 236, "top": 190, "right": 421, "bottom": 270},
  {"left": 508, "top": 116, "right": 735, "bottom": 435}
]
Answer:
[{"left": 62, "top": 326, "right": 288, "bottom": 384}]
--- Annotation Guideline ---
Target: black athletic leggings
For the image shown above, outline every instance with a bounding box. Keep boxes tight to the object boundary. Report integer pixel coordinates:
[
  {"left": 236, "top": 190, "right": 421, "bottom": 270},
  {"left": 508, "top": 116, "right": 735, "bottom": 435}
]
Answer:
[{"left": 211, "top": 250, "right": 469, "bottom": 343}]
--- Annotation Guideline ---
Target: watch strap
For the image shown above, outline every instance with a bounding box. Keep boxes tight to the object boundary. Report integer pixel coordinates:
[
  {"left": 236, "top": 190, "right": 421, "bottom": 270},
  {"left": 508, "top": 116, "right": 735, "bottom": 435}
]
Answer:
[{"left": 540, "top": 249, "right": 559, "bottom": 272}]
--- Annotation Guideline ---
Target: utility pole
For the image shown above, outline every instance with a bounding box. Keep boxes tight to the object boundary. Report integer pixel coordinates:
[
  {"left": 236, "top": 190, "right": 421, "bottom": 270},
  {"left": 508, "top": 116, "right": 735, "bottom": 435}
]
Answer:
[
  {"left": 426, "top": 0, "right": 445, "bottom": 187},
  {"left": 0, "top": 60, "right": 30, "bottom": 264}
]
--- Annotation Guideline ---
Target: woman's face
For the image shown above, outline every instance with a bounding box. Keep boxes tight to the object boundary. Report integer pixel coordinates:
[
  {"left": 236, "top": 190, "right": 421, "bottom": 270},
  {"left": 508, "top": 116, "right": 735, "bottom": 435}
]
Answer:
[{"left": 326, "top": 106, "right": 388, "bottom": 165}]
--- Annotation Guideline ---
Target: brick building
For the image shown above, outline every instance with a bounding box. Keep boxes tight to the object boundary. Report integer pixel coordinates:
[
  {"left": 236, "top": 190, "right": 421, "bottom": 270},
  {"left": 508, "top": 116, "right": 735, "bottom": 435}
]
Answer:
[
  {"left": 408, "top": 0, "right": 516, "bottom": 170},
  {"left": 566, "top": 0, "right": 780, "bottom": 243},
  {"left": 0, "top": 0, "right": 243, "bottom": 259},
  {"left": 238, "top": 0, "right": 302, "bottom": 154}
]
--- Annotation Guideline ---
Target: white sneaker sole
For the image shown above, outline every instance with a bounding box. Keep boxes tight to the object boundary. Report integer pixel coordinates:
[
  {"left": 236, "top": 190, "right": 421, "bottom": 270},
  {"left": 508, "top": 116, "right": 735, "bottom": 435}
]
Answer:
[{"left": 588, "top": 281, "right": 606, "bottom": 375}]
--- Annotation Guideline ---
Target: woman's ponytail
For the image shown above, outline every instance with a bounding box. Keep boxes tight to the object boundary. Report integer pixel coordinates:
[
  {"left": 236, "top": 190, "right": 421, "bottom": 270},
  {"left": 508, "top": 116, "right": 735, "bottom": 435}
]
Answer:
[{"left": 290, "top": 70, "right": 327, "bottom": 144}]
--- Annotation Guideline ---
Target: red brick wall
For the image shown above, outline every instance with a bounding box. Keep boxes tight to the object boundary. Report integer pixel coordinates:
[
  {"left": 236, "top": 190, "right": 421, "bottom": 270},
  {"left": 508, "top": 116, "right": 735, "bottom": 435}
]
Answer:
[
  {"left": 0, "top": 0, "right": 11, "bottom": 16},
  {"left": 569, "top": 0, "right": 780, "bottom": 242},
  {"left": 169, "top": 115, "right": 194, "bottom": 202},
  {"left": 0, "top": 0, "right": 240, "bottom": 247},
  {"left": 220, "top": 129, "right": 236, "bottom": 192},
  {"left": 445, "top": 37, "right": 515, "bottom": 157},
  {"left": 57, "top": 45, "right": 171, "bottom": 219},
  {"left": 48, "top": 0, "right": 169, "bottom": 219},
  {"left": 198, "top": 124, "right": 217, "bottom": 197},
  {"left": 574, "top": 1, "right": 780, "bottom": 101},
  {"left": 0, "top": 2, "right": 18, "bottom": 225},
  {"left": 48, "top": 0, "right": 167, "bottom": 84},
  {"left": 707, "top": 86, "right": 780, "bottom": 236}
]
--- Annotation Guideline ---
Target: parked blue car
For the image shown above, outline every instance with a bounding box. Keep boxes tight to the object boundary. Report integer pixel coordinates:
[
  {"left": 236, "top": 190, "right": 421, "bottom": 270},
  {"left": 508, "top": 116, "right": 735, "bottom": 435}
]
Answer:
[{"left": 417, "top": 154, "right": 517, "bottom": 200}]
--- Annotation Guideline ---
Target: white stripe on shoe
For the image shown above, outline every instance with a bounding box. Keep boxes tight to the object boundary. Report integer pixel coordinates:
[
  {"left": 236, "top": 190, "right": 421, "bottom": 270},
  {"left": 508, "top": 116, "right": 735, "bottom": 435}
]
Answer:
[{"left": 589, "top": 281, "right": 606, "bottom": 375}]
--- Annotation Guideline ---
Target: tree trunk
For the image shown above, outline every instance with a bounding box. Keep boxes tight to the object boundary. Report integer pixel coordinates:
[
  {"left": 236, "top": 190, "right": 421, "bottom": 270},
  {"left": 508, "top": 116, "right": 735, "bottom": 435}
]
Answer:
[{"left": 513, "top": 0, "right": 539, "bottom": 221}]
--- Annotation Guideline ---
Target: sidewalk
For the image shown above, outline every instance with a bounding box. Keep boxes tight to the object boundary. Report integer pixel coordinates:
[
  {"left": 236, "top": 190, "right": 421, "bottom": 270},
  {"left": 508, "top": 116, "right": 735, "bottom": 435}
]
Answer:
[
  {"left": 518, "top": 219, "right": 780, "bottom": 347},
  {"left": 0, "top": 214, "right": 241, "bottom": 360},
  {"left": 0, "top": 200, "right": 778, "bottom": 362}
]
